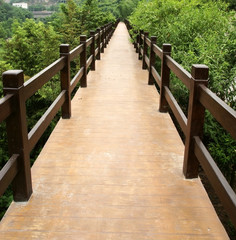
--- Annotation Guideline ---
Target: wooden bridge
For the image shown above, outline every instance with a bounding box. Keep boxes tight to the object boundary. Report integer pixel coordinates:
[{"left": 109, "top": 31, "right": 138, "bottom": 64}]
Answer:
[{"left": 0, "top": 22, "right": 235, "bottom": 239}]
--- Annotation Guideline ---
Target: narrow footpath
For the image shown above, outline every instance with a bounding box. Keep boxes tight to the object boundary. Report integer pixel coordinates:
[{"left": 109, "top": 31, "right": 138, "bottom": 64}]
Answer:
[{"left": 0, "top": 22, "right": 229, "bottom": 239}]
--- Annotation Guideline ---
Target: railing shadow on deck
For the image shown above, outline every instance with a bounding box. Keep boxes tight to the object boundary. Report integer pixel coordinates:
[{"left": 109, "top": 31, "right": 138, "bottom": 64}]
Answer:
[
  {"left": 125, "top": 20, "right": 236, "bottom": 228},
  {"left": 0, "top": 20, "right": 119, "bottom": 202}
]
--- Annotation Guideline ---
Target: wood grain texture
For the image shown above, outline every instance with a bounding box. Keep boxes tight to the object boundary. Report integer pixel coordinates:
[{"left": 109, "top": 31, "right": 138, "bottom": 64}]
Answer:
[{"left": 0, "top": 22, "right": 229, "bottom": 239}]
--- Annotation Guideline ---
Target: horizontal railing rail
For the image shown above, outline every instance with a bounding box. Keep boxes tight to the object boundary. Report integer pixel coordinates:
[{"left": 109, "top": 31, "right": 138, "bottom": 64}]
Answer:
[
  {"left": 125, "top": 20, "right": 236, "bottom": 228},
  {"left": 0, "top": 20, "right": 119, "bottom": 202},
  {"left": 0, "top": 154, "right": 19, "bottom": 197},
  {"left": 23, "top": 57, "right": 66, "bottom": 100},
  {"left": 0, "top": 94, "right": 14, "bottom": 123}
]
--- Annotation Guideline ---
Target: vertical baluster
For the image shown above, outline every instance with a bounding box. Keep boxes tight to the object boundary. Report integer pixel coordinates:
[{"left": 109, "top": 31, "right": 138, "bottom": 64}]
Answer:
[
  {"left": 134, "top": 30, "right": 137, "bottom": 50},
  {"left": 108, "top": 24, "right": 111, "bottom": 42},
  {"left": 142, "top": 32, "right": 149, "bottom": 70},
  {"left": 138, "top": 30, "right": 143, "bottom": 60},
  {"left": 3, "top": 70, "right": 32, "bottom": 201},
  {"left": 96, "top": 28, "right": 101, "bottom": 60},
  {"left": 104, "top": 25, "right": 107, "bottom": 49},
  {"left": 183, "top": 64, "right": 209, "bottom": 178},
  {"left": 90, "top": 31, "right": 96, "bottom": 71},
  {"left": 60, "top": 44, "right": 71, "bottom": 118},
  {"left": 148, "top": 36, "right": 157, "bottom": 85},
  {"left": 80, "top": 35, "right": 87, "bottom": 88},
  {"left": 136, "top": 32, "right": 139, "bottom": 53},
  {"left": 101, "top": 27, "right": 104, "bottom": 53},
  {"left": 159, "top": 44, "right": 172, "bottom": 112}
]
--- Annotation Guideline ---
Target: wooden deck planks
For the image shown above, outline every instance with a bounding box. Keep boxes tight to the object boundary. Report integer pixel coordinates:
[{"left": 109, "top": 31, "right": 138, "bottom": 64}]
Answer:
[{"left": 0, "top": 22, "right": 229, "bottom": 239}]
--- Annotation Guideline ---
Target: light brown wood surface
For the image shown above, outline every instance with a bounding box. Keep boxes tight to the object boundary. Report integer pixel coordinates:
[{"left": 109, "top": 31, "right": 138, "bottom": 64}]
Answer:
[{"left": 0, "top": 22, "right": 229, "bottom": 239}]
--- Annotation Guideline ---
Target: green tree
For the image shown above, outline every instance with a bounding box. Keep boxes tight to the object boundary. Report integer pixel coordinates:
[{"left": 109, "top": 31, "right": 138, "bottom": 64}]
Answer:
[
  {"left": 98, "top": 0, "right": 120, "bottom": 18},
  {"left": 59, "top": 0, "right": 82, "bottom": 47},
  {"left": 129, "top": 0, "right": 236, "bottom": 187},
  {"left": 29, "top": 4, "right": 47, "bottom": 11},
  {"left": 0, "top": 0, "right": 33, "bottom": 38},
  {"left": 3, "top": 19, "right": 60, "bottom": 77},
  {"left": 81, "top": 0, "right": 115, "bottom": 34},
  {"left": 118, "top": 0, "right": 139, "bottom": 20}
]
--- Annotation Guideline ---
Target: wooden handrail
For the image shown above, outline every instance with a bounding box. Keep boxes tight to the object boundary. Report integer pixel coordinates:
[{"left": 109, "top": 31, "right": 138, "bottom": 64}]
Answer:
[
  {"left": 194, "top": 136, "right": 236, "bottom": 227},
  {"left": 28, "top": 90, "right": 67, "bottom": 152},
  {"left": 70, "top": 67, "right": 84, "bottom": 92},
  {"left": 165, "top": 55, "right": 191, "bottom": 90},
  {"left": 153, "top": 44, "right": 162, "bottom": 58},
  {"left": 125, "top": 20, "right": 236, "bottom": 228},
  {"left": 70, "top": 44, "right": 83, "bottom": 61},
  {"left": 0, "top": 154, "right": 19, "bottom": 196},
  {"left": 164, "top": 86, "right": 187, "bottom": 136},
  {"left": 151, "top": 66, "right": 161, "bottom": 87},
  {"left": 24, "top": 57, "right": 66, "bottom": 100},
  {"left": 0, "top": 20, "right": 119, "bottom": 201},
  {"left": 86, "top": 37, "right": 93, "bottom": 47},
  {"left": 0, "top": 94, "right": 14, "bottom": 123},
  {"left": 86, "top": 54, "right": 94, "bottom": 69},
  {"left": 145, "top": 38, "right": 151, "bottom": 47},
  {"left": 198, "top": 84, "right": 236, "bottom": 140},
  {"left": 144, "top": 55, "right": 149, "bottom": 68}
]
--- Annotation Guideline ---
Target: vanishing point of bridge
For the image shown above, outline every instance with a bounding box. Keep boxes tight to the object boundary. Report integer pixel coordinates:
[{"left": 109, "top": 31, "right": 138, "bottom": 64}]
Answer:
[{"left": 0, "top": 23, "right": 230, "bottom": 239}]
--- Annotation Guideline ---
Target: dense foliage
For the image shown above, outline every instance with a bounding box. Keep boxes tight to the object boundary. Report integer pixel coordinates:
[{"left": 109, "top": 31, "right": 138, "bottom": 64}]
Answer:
[
  {"left": 129, "top": 0, "right": 236, "bottom": 188},
  {"left": 0, "top": 0, "right": 33, "bottom": 38},
  {"left": 3, "top": 19, "right": 60, "bottom": 76}
]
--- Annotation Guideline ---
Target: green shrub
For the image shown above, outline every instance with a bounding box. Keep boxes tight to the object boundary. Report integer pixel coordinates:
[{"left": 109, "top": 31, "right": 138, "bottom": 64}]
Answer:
[{"left": 129, "top": 0, "right": 236, "bottom": 188}]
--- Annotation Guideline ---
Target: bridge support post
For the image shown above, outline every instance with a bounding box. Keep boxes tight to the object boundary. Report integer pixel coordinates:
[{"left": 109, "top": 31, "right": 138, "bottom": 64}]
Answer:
[
  {"left": 142, "top": 32, "right": 149, "bottom": 70},
  {"left": 96, "top": 28, "right": 101, "bottom": 60},
  {"left": 90, "top": 31, "right": 96, "bottom": 71},
  {"left": 183, "top": 64, "right": 209, "bottom": 178},
  {"left": 80, "top": 35, "right": 87, "bottom": 88},
  {"left": 159, "top": 44, "right": 172, "bottom": 112},
  {"left": 3, "top": 70, "right": 33, "bottom": 201},
  {"left": 148, "top": 36, "right": 157, "bottom": 85},
  {"left": 60, "top": 44, "right": 71, "bottom": 118}
]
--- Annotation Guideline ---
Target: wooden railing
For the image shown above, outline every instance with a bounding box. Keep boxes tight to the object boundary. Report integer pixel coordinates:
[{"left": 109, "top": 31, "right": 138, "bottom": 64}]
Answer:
[
  {"left": 125, "top": 20, "right": 236, "bottom": 227},
  {"left": 0, "top": 20, "right": 119, "bottom": 202}
]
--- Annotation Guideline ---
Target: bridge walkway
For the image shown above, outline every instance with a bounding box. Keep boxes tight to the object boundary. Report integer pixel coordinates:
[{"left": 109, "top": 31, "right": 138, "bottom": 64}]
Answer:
[{"left": 0, "top": 22, "right": 228, "bottom": 239}]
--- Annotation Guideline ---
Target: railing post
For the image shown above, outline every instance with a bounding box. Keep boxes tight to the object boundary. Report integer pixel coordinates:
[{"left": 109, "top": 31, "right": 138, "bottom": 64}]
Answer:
[
  {"left": 60, "top": 44, "right": 71, "bottom": 118},
  {"left": 107, "top": 24, "right": 110, "bottom": 44},
  {"left": 138, "top": 30, "right": 143, "bottom": 60},
  {"left": 109, "top": 24, "right": 113, "bottom": 41},
  {"left": 111, "top": 23, "right": 115, "bottom": 36},
  {"left": 148, "top": 36, "right": 157, "bottom": 85},
  {"left": 104, "top": 25, "right": 107, "bottom": 48},
  {"left": 101, "top": 27, "right": 104, "bottom": 53},
  {"left": 2, "top": 70, "right": 32, "bottom": 201},
  {"left": 134, "top": 30, "right": 137, "bottom": 50},
  {"left": 90, "top": 30, "right": 96, "bottom": 71},
  {"left": 80, "top": 35, "right": 87, "bottom": 88},
  {"left": 107, "top": 25, "right": 110, "bottom": 43},
  {"left": 136, "top": 33, "right": 139, "bottom": 53},
  {"left": 159, "top": 44, "right": 172, "bottom": 112},
  {"left": 183, "top": 64, "right": 209, "bottom": 178},
  {"left": 142, "top": 32, "right": 149, "bottom": 70},
  {"left": 96, "top": 28, "right": 101, "bottom": 60}
]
